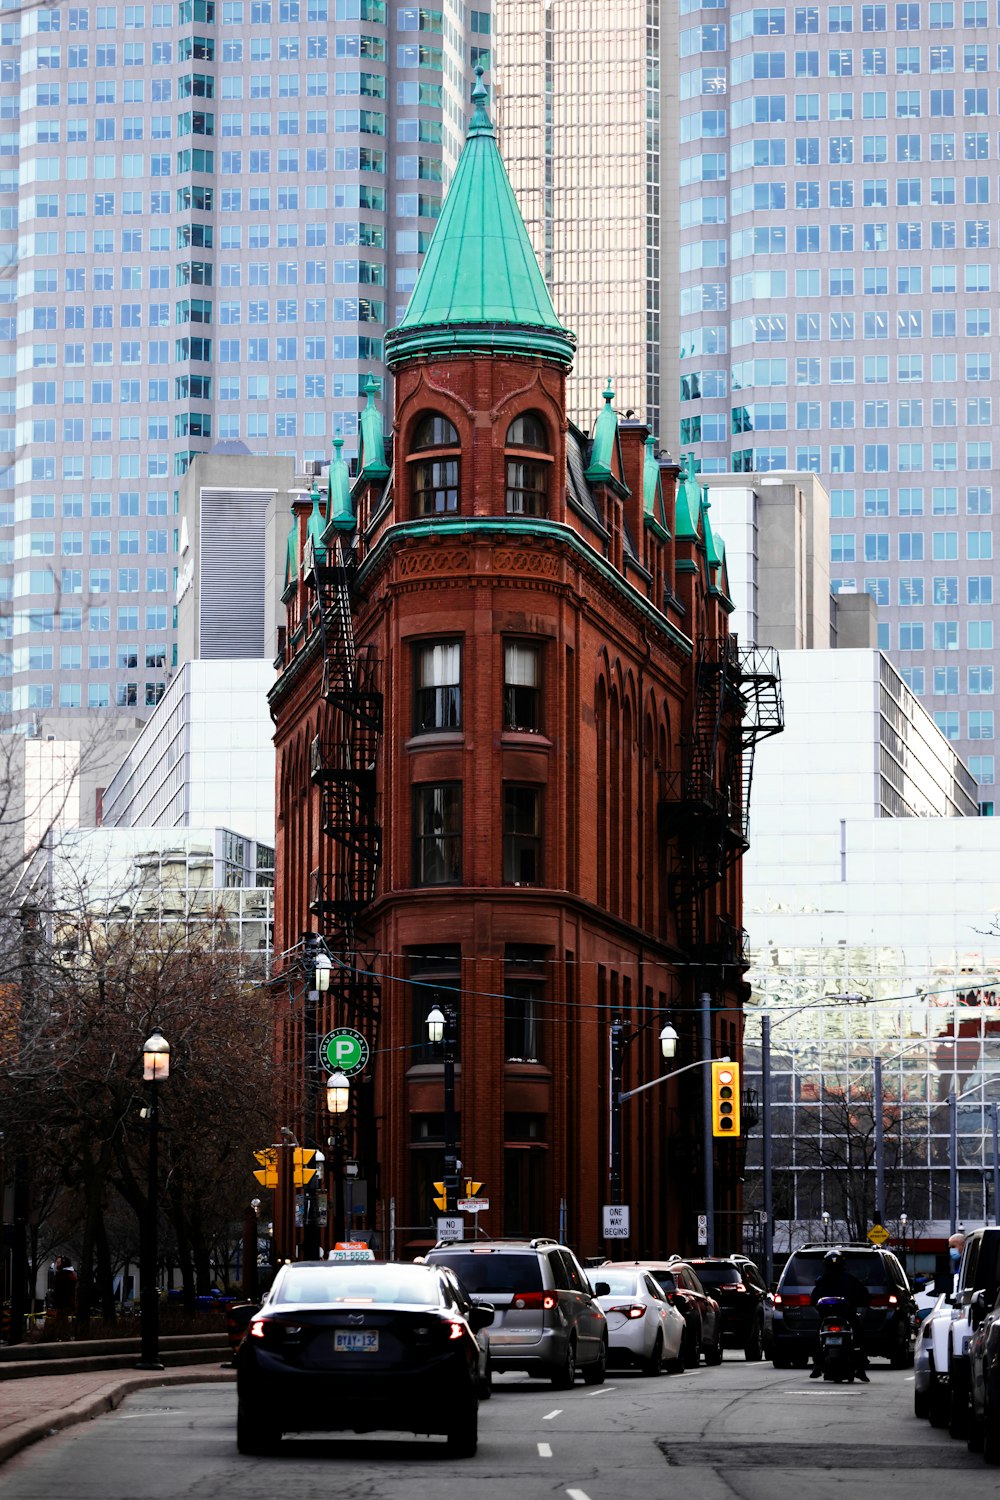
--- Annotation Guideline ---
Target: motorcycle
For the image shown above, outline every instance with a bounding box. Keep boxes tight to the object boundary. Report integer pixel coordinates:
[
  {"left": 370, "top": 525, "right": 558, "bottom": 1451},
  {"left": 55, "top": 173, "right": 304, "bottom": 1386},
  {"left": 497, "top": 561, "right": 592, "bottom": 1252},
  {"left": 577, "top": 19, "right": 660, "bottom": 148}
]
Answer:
[{"left": 816, "top": 1296, "right": 862, "bottom": 1383}]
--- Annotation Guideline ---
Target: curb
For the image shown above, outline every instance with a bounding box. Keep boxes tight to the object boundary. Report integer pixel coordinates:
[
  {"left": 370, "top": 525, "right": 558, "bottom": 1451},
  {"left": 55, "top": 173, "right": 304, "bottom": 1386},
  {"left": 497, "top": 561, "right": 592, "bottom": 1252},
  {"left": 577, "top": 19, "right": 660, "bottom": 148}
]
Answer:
[{"left": 0, "top": 1366, "right": 236, "bottom": 1466}]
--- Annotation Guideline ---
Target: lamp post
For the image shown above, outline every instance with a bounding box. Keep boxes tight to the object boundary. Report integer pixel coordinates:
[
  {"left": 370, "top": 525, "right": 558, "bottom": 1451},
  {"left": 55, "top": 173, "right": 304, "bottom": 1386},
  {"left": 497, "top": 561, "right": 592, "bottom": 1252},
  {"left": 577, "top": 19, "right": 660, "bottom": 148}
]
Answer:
[
  {"left": 899, "top": 1212, "right": 908, "bottom": 1278},
  {"left": 326, "top": 1070, "right": 350, "bottom": 1243},
  {"left": 822, "top": 1210, "right": 831, "bottom": 1245},
  {"left": 426, "top": 1001, "right": 459, "bottom": 1213},
  {"left": 299, "top": 935, "right": 332, "bottom": 1261},
  {"left": 136, "top": 1028, "right": 170, "bottom": 1371},
  {"left": 242, "top": 1199, "right": 261, "bottom": 1300},
  {"left": 609, "top": 1020, "right": 677, "bottom": 1213}
]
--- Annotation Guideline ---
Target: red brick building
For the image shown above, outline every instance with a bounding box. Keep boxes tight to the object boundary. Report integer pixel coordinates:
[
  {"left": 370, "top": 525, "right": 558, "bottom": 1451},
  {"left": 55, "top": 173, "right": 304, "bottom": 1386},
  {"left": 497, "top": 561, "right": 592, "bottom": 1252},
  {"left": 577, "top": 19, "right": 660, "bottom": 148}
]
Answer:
[{"left": 269, "top": 72, "right": 778, "bottom": 1261}]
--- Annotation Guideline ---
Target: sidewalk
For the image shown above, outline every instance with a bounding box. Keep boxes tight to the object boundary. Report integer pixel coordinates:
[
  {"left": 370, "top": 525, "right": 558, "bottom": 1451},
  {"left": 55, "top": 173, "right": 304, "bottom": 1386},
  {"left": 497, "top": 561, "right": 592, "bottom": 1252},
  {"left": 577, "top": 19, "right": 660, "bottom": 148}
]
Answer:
[{"left": 0, "top": 1361, "right": 236, "bottom": 1466}]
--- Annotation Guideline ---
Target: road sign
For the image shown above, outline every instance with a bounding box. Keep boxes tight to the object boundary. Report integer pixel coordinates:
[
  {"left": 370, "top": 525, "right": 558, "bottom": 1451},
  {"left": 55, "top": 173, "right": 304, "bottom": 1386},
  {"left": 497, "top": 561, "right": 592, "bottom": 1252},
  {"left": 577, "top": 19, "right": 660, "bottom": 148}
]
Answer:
[
  {"left": 602, "top": 1205, "right": 630, "bottom": 1239},
  {"left": 436, "top": 1215, "right": 464, "bottom": 1240},
  {"left": 253, "top": 1148, "right": 277, "bottom": 1187},
  {"left": 458, "top": 1197, "right": 490, "bottom": 1212},
  {"left": 697, "top": 1214, "right": 708, "bottom": 1246},
  {"left": 319, "top": 1027, "right": 370, "bottom": 1077},
  {"left": 867, "top": 1223, "right": 890, "bottom": 1245}
]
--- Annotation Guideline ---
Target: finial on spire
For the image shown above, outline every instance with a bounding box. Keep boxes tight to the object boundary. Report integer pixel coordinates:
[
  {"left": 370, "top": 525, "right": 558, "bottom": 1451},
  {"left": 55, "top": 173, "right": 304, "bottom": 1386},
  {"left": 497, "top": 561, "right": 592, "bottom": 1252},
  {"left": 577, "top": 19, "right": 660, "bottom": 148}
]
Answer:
[
  {"left": 468, "top": 63, "right": 493, "bottom": 134},
  {"left": 363, "top": 372, "right": 379, "bottom": 404},
  {"left": 603, "top": 379, "right": 615, "bottom": 405}
]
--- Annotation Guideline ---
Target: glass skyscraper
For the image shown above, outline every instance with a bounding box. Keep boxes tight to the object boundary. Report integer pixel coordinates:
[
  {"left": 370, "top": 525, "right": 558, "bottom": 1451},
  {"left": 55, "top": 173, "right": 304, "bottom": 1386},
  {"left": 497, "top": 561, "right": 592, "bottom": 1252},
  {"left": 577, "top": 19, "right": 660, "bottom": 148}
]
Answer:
[
  {"left": 676, "top": 0, "right": 1000, "bottom": 789},
  {"left": 0, "top": 0, "right": 488, "bottom": 726}
]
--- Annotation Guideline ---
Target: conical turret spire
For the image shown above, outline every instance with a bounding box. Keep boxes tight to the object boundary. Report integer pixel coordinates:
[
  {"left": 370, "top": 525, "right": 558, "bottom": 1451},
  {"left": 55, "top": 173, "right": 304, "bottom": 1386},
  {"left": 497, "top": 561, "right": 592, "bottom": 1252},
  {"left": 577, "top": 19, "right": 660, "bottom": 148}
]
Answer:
[
  {"left": 327, "top": 436, "right": 355, "bottom": 532},
  {"left": 358, "top": 372, "right": 389, "bottom": 479},
  {"left": 385, "top": 67, "right": 575, "bottom": 371}
]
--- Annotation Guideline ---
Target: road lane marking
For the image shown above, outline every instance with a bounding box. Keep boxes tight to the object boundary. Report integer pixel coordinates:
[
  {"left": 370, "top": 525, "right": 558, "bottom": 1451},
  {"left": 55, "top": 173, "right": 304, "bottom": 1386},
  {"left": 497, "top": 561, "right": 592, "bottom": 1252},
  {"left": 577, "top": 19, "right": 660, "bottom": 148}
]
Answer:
[
  {"left": 567, "top": 1491, "right": 592, "bottom": 1500},
  {"left": 584, "top": 1385, "right": 615, "bottom": 1396},
  {"left": 538, "top": 1442, "right": 552, "bottom": 1457},
  {"left": 543, "top": 1409, "right": 562, "bottom": 1420}
]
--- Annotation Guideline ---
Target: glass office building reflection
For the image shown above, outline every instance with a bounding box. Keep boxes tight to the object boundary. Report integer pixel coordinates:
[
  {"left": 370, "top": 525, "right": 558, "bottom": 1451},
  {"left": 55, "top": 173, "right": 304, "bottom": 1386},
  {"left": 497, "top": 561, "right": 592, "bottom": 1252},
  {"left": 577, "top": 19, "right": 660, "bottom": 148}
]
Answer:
[{"left": 0, "top": 0, "right": 489, "bottom": 727}]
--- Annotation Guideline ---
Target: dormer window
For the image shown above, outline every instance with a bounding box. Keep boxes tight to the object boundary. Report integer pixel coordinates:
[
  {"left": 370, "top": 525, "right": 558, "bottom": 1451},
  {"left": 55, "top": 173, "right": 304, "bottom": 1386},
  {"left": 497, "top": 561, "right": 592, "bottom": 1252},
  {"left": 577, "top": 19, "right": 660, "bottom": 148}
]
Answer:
[
  {"left": 505, "top": 411, "right": 550, "bottom": 517},
  {"left": 411, "top": 411, "right": 460, "bottom": 517}
]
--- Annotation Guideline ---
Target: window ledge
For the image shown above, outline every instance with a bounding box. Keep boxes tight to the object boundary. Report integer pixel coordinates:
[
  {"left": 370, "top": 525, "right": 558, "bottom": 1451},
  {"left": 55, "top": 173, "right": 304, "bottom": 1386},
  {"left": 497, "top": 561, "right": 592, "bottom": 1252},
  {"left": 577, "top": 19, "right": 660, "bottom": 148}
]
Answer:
[
  {"left": 406, "top": 731, "right": 464, "bottom": 750},
  {"left": 500, "top": 731, "right": 552, "bottom": 749}
]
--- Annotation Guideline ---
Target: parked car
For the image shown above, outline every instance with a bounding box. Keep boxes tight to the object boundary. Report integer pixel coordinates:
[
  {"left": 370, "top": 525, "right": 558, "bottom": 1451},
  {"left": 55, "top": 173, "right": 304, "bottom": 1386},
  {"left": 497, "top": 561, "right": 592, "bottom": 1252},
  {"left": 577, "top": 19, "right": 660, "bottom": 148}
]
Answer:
[
  {"left": 688, "top": 1256, "right": 768, "bottom": 1360},
  {"left": 234, "top": 1259, "right": 493, "bottom": 1457},
  {"left": 593, "top": 1267, "right": 686, "bottom": 1375},
  {"left": 943, "top": 1226, "right": 1000, "bottom": 1438},
  {"left": 766, "top": 1244, "right": 915, "bottom": 1369},
  {"left": 611, "top": 1259, "right": 723, "bottom": 1366},
  {"left": 913, "top": 1292, "right": 952, "bottom": 1425},
  {"left": 967, "top": 1278, "right": 1000, "bottom": 1460},
  {"left": 425, "top": 1238, "right": 609, "bottom": 1389}
]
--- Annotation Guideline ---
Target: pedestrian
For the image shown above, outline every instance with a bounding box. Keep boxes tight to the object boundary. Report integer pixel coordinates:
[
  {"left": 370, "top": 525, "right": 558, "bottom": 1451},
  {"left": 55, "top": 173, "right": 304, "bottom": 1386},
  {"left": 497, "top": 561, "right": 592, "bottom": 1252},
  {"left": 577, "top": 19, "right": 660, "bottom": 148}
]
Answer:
[{"left": 51, "top": 1256, "right": 78, "bottom": 1341}]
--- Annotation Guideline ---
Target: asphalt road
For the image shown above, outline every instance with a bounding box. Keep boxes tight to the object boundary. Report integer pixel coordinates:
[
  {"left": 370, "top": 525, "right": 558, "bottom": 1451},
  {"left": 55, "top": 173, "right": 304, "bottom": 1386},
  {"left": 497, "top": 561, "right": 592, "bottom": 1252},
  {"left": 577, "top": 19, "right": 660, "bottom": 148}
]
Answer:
[{"left": 0, "top": 1352, "right": 991, "bottom": 1500}]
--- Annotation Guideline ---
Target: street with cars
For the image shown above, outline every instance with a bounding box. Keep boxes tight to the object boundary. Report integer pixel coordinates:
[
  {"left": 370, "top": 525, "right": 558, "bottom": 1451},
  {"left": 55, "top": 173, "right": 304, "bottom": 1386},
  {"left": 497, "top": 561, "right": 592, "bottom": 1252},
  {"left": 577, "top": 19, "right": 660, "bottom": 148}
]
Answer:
[{"left": 0, "top": 1341, "right": 988, "bottom": 1500}]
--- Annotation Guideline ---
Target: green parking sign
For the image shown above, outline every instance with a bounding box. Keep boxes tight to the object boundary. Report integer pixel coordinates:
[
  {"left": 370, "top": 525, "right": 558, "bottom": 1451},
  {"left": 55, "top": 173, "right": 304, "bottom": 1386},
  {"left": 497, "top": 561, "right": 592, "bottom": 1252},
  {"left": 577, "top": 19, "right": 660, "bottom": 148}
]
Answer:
[{"left": 319, "top": 1027, "right": 370, "bottom": 1077}]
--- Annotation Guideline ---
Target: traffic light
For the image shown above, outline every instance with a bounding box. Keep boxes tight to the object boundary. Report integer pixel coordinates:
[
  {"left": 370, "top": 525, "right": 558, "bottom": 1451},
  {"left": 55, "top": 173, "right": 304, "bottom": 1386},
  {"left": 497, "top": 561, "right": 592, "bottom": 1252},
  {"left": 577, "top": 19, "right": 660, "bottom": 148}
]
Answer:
[
  {"left": 432, "top": 1181, "right": 449, "bottom": 1212},
  {"left": 711, "top": 1061, "right": 741, "bottom": 1137}
]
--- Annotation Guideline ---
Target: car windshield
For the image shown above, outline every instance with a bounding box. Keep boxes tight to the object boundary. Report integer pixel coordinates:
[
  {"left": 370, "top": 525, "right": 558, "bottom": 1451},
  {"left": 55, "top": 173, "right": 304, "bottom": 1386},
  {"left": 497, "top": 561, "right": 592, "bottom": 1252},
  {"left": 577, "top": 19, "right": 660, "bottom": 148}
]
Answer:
[
  {"left": 598, "top": 1271, "right": 641, "bottom": 1297},
  {"left": 693, "top": 1263, "right": 741, "bottom": 1287},
  {"left": 271, "top": 1266, "right": 439, "bottom": 1306},
  {"left": 428, "top": 1251, "right": 542, "bottom": 1295},
  {"left": 782, "top": 1252, "right": 883, "bottom": 1288}
]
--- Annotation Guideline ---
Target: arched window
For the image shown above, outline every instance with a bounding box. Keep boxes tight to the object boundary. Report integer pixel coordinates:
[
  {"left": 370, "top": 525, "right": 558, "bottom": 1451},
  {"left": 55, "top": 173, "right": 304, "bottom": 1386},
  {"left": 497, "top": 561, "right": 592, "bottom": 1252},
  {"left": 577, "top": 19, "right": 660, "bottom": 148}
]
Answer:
[
  {"left": 410, "top": 411, "right": 460, "bottom": 516},
  {"left": 505, "top": 410, "right": 550, "bottom": 517}
]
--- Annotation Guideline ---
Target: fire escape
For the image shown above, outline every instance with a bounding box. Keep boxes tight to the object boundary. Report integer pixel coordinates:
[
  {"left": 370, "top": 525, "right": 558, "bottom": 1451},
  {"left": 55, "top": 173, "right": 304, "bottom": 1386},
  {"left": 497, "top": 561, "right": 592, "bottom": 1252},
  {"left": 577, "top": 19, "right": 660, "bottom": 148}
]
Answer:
[
  {"left": 665, "top": 636, "right": 783, "bottom": 966},
  {"left": 303, "top": 531, "right": 383, "bottom": 1070}
]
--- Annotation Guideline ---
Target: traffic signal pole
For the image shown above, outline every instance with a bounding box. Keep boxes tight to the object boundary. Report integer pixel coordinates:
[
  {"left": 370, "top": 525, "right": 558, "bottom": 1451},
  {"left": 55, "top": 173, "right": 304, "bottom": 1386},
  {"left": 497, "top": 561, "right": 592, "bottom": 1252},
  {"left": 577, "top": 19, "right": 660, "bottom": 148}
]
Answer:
[
  {"left": 442, "top": 1006, "right": 458, "bottom": 1212},
  {"left": 701, "top": 992, "right": 715, "bottom": 1256}
]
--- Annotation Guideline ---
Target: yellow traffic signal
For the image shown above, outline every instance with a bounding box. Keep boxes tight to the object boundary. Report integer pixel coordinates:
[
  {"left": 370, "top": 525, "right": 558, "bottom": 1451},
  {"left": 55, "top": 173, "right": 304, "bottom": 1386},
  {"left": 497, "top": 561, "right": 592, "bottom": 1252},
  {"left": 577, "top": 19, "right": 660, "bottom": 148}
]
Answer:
[
  {"left": 711, "top": 1061, "right": 741, "bottom": 1137},
  {"left": 465, "top": 1180, "right": 483, "bottom": 1197},
  {"left": 432, "top": 1180, "right": 448, "bottom": 1212}
]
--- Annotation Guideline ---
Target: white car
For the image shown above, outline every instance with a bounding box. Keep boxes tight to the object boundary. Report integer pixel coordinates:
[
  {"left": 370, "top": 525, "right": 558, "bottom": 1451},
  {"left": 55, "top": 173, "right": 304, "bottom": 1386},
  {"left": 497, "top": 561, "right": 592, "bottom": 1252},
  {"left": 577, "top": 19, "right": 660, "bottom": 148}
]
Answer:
[
  {"left": 914, "top": 1293, "right": 952, "bottom": 1426},
  {"left": 595, "top": 1267, "right": 686, "bottom": 1376}
]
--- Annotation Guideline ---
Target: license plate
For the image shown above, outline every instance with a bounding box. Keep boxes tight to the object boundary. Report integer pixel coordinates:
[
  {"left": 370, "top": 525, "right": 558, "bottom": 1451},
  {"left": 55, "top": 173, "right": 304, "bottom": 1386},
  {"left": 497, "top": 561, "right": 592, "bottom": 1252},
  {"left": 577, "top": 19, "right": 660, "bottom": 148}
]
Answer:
[
  {"left": 825, "top": 1336, "right": 843, "bottom": 1346},
  {"left": 334, "top": 1331, "right": 379, "bottom": 1353}
]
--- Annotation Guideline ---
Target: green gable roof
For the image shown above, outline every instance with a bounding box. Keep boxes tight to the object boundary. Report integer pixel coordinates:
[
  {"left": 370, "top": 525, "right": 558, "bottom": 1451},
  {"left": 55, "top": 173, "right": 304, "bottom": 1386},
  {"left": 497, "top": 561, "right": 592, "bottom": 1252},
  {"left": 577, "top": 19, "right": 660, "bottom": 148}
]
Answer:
[
  {"left": 384, "top": 68, "right": 576, "bottom": 371},
  {"left": 674, "top": 460, "right": 702, "bottom": 542}
]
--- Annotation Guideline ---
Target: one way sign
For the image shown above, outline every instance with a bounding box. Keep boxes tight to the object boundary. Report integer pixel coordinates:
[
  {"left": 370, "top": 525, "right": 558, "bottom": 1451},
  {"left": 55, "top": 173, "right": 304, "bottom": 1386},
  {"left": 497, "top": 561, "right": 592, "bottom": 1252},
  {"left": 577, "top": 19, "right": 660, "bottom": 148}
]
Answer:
[{"left": 602, "top": 1205, "right": 630, "bottom": 1239}]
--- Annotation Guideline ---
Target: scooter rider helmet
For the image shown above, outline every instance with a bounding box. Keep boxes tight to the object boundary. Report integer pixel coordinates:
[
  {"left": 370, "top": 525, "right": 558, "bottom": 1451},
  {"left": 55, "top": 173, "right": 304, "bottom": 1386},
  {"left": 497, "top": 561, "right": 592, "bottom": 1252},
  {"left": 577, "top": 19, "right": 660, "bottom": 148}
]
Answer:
[{"left": 824, "top": 1248, "right": 843, "bottom": 1264}]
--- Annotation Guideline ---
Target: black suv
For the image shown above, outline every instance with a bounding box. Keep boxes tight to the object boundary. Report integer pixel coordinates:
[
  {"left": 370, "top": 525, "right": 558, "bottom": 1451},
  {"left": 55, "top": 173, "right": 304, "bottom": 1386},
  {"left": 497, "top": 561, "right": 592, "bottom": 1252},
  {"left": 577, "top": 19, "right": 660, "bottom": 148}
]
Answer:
[
  {"left": 689, "top": 1256, "right": 768, "bottom": 1361},
  {"left": 767, "top": 1244, "right": 916, "bottom": 1369}
]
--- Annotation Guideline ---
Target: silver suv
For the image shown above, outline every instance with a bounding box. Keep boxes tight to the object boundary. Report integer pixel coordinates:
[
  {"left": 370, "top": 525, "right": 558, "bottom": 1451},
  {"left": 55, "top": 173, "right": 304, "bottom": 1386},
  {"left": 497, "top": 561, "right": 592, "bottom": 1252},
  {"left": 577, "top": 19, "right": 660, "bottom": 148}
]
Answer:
[{"left": 425, "top": 1238, "right": 609, "bottom": 1388}]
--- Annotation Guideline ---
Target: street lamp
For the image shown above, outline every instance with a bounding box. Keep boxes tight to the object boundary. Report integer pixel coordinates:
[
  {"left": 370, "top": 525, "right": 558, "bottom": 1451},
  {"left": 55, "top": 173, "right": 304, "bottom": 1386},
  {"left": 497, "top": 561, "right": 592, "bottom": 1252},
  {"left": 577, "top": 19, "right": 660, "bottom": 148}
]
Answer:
[
  {"left": 325, "top": 1071, "right": 350, "bottom": 1244},
  {"left": 822, "top": 1210, "right": 831, "bottom": 1245},
  {"left": 899, "top": 1212, "right": 908, "bottom": 1277},
  {"left": 426, "top": 1000, "right": 458, "bottom": 1215},
  {"left": 314, "top": 951, "right": 332, "bottom": 992},
  {"left": 136, "top": 1027, "right": 170, "bottom": 1370}
]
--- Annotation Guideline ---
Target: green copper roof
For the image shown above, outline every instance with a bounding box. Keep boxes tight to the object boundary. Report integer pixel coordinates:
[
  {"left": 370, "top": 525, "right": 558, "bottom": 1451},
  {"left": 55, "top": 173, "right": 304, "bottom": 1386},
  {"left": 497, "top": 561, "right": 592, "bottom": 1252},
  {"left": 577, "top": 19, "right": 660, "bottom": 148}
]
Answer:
[
  {"left": 385, "top": 68, "right": 576, "bottom": 371},
  {"left": 284, "top": 499, "right": 299, "bottom": 590},
  {"left": 327, "top": 435, "right": 355, "bottom": 532},
  {"left": 643, "top": 435, "right": 659, "bottom": 516},
  {"left": 358, "top": 373, "right": 389, "bottom": 478},
  {"left": 305, "top": 479, "right": 327, "bottom": 563},
  {"left": 701, "top": 494, "right": 721, "bottom": 570},
  {"left": 674, "top": 460, "right": 702, "bottom": 542},
  {"left": 585, "top": 380, "right": 620, "bottom": 483}
]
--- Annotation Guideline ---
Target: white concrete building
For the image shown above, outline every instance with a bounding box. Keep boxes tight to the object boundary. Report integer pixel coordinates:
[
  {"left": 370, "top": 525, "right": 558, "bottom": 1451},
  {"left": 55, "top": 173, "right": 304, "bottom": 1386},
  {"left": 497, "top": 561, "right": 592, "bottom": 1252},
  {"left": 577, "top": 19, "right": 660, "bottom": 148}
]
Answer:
[{"left": 101, "top": 658, "right": 274, "bottom": 843}]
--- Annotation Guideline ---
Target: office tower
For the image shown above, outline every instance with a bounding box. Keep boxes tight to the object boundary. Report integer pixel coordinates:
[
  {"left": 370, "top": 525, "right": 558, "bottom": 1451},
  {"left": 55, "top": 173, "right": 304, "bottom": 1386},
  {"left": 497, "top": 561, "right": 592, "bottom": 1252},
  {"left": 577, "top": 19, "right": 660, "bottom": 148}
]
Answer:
[
  {"left": 495, "top": 0, "right": 674, "bottom": 437},
  {"left": 674, "top": 0, "right": 1000, "bottom": 791},
  {"left": 0, "top": 0, "right": 490, "bottom": 727}
]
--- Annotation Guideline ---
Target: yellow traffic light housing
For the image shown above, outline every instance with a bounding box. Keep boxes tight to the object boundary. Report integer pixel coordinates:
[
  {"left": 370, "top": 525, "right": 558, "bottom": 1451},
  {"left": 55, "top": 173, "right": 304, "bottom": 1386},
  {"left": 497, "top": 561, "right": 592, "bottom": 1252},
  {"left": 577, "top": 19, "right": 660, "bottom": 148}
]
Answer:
[
  {"left": 711, "top": 1061, "right": 741, "bottom": 1137},
  {"left": 432, "top": 1180, "right": 448, "bottom": 1212}
]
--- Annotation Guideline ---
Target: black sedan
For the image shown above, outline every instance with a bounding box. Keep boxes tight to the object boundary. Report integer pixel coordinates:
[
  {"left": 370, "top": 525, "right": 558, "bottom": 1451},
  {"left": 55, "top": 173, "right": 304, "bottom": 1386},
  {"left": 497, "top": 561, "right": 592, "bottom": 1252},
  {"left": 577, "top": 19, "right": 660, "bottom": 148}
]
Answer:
[{"left": 235, "top": 1259, "right": 493, "bottom": 1458}]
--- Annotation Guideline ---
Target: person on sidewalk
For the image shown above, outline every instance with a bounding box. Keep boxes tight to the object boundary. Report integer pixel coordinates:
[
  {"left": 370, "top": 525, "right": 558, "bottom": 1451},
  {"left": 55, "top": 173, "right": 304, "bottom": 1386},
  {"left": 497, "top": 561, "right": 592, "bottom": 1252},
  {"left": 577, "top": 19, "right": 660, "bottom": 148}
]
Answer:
[{"left": 51, "top": 1257, "right": 78, "bottom": 1340}]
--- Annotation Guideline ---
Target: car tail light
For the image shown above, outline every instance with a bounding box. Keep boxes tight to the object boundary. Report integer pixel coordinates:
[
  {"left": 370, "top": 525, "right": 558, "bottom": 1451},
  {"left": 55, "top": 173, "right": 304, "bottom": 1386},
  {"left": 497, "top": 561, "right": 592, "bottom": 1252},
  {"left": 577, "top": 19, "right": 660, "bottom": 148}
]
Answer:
[
  {"left": 869, "top": 1293, "right": 897, "bottom": 1308},
  {"left": 776, "top": 1293, "right": 810, "bottom": 1308},
  {"left": 250, "top": 1319, "right": 267, "bottom": 1339},
  {"left": 731, "top": 1283, "right": 746, "bottom": 1293},
  {"left": 512, "top": 1291, "right": 557, "bottom": 1311},
  {"left": 447, "top": 1320, "right": 465, "bottom": 1341},
  {"left": 249, "top": 1319, "right": 299, "bottom": 1341},
  {"left": 609, "top": 1304, "right": 646, "bottom": 1319}
]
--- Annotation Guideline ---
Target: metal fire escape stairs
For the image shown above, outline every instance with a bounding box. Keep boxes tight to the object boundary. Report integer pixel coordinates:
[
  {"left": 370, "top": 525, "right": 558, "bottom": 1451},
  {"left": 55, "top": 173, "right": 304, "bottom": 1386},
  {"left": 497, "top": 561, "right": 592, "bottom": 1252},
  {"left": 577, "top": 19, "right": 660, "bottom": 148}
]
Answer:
[
  {"left": 304, "top": 532, "right": 383, "bottom": 1043},
  {"left": 666, "top": 636, "right": 783, "bottom": 963}
]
